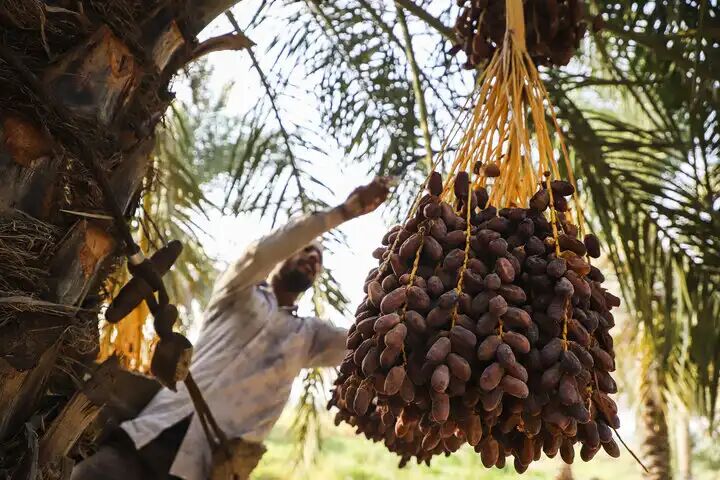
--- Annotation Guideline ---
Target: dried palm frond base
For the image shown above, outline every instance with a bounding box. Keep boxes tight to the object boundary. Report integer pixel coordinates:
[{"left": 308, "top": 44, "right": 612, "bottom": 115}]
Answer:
[{"left": 0, "top": 211, "right": 59, "bottom": 298}]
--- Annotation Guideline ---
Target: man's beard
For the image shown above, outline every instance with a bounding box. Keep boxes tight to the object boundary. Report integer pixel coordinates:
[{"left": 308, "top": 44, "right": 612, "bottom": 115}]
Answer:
[{"left": 279, "top": 269, "right": 314, "bottom": 293}]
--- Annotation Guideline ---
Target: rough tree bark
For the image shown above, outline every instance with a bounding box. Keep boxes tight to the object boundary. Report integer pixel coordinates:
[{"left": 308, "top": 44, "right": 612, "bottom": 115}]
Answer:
[
  {"left": 675, "top": 405, "right": 692, "bottom": 480},
  {"left": 641, "top": 380, "right": 673, "bottom": 480},
  {"left": 556, "top": 463, "right": 574, "bottom": 480},
  {"left": 0, "top": 0, "right": 241, "bottom": 477}
]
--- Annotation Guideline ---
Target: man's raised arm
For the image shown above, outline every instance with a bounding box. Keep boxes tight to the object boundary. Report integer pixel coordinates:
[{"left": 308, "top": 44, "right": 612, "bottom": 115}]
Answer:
[{"left": 214, "top": 177, "right": 392, "bottom": 296}]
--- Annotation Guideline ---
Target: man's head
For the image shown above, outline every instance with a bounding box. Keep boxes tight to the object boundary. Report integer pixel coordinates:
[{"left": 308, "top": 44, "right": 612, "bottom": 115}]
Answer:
[{"left": 271, "top": 242, "right": 323, "bottom": 299}]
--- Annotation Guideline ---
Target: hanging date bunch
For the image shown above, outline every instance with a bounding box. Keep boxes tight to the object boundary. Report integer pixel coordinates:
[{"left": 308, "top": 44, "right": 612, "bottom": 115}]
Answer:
[
  {"left": 453, "top": 0, "right": 600, "bottom": 67},
  {"left": 329, "top": 0, "right": 623, "bottom": 473}
]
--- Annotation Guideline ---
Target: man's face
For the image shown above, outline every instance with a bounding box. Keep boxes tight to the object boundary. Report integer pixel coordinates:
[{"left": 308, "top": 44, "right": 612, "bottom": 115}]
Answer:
[{"left": 276, "top": 245, "right": 323, "bottom": 293}]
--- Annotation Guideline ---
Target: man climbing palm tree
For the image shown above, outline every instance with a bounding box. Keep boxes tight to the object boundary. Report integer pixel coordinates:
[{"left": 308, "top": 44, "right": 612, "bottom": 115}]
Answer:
[{"left": 72, "top": 177, "right": 392, "bottom": 480}]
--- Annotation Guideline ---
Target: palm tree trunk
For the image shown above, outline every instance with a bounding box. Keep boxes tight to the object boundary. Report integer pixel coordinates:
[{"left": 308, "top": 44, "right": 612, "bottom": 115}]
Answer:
[
  {"left": 640, "top": 381, "right": 672, "bottom": 480},
  {"left": 556, "top": 463, "right": 574, "bottom": 480},
  {"left": 0, "top": 0, "right": 240, "bottom": 477},
  {"left": 676, "top": 406, "right": 692, "bottom": 480}
]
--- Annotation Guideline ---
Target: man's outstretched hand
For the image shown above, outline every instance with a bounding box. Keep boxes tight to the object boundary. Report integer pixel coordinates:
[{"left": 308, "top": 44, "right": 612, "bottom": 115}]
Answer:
[{"left": 341, "top": 176, "right": 393, "bottom": 219}]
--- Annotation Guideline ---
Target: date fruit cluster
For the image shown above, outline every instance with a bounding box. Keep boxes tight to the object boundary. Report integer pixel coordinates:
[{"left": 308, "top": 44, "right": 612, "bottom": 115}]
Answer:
[
  {"left": 452, "top": 0, "right": 598, "bottom": 68},
  {"left": 328, "top": 171, "right": 621, "bottom": 472}
]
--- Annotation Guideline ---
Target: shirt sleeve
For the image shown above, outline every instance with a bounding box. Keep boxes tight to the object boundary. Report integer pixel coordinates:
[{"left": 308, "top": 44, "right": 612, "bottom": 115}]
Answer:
[
  {"left": 211, "top": 208, "right": 346, "bottom": 302},
  {"left": 305, "top": 318, "right": 349, "bottom": 368}
]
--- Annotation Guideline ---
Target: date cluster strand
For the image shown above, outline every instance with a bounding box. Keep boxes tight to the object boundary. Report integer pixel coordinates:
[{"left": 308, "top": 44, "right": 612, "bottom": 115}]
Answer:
[{"left": 329, "top": 0, "right": 621, "bottom": 472}]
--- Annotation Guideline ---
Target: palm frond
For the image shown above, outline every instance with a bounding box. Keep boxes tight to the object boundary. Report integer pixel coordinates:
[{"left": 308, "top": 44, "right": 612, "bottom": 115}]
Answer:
[{"left": 291, "top": 367, "right": 325, "bottom": 467}]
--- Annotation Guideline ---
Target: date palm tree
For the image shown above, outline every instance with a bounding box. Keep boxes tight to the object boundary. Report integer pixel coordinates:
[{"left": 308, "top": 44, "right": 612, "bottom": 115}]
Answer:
[{"left": 0, "top": 1, "right": 259, "bottom": 475}]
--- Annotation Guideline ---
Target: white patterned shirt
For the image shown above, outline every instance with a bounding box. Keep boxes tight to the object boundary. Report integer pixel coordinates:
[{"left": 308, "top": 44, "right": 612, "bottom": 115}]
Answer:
[{"left": 121, "top": 209, "right": 349, "bottom": 480}]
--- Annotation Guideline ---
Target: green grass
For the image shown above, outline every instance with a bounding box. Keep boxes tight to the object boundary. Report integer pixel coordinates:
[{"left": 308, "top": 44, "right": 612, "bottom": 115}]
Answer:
[{"left": 251, "top": 412, "right": 649, "bottom": 480}]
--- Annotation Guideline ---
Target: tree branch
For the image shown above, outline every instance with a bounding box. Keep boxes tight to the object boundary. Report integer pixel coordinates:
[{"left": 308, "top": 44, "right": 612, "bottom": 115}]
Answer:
[
  {"left": 599, "top": 22, "right": 719, "bottom": 82},
  {"left": 303, "top": 0, "right": 416, "bottom": 172},
  {"left": 396, "top": 4, "right": 433, "bottom": 173},
  {"left": 352, "top": 0, "right": 456, "bottom": 119},
  {"left": 393, "top": 0, "right": 454, "bottom": 42},
  {"left": 225, "top": 11, "right": 309, "bottom": 210},
  {"left": 187, "top": 32, "right": 254, "bottom": 63},
  {"left": 185, "top": 0, "right": 244, "bottom": 35},
  {"left": 557, "top": 76, "right": 663, "bottom": 91}
]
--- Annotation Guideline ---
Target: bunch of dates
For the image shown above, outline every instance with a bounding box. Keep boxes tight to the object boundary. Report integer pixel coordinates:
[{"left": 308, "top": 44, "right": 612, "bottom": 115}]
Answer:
[
  {"left": 328, "top": 171, "right": 620, "bottom": 472},
  {"left": 452, "top": 0, "right": 601, "bottom": 67}
]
